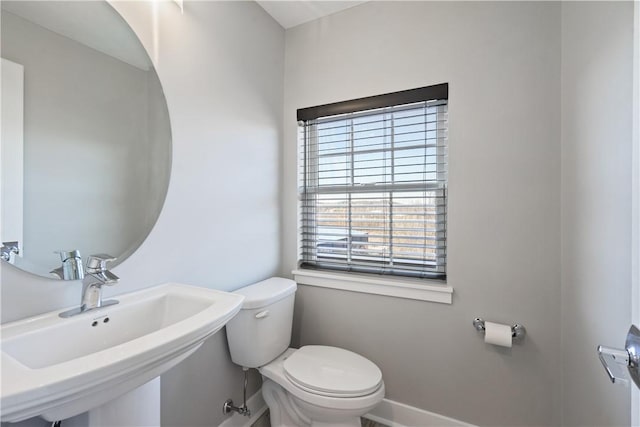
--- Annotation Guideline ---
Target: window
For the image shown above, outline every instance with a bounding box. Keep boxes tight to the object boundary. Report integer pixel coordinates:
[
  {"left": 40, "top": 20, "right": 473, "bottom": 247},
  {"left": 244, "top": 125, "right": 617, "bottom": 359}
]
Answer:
[{"left": 298, "top": 84, "right": 448, "bottom": 280}]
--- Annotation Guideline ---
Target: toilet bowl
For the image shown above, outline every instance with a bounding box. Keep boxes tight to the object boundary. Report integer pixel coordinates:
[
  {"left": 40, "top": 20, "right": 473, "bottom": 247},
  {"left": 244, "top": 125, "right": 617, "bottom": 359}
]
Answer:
[
  {"left": 260, "top": 348, "right": 385, "bottom": 427},
  {"left": 225, "top": 278, "right": 384, "bottom": 427}
]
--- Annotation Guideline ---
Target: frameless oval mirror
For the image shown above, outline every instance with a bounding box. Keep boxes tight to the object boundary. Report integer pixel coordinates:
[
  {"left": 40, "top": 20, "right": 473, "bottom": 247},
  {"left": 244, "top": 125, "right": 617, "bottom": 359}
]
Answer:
[{"left": 1, "top": 1, "right": 171, "bottom": 279}]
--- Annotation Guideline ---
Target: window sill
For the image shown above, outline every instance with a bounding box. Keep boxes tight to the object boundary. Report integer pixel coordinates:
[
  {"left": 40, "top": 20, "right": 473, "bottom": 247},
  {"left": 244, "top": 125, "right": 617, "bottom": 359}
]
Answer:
[{"left": 291, "top": 269, "right": 453, "bottom": 304}]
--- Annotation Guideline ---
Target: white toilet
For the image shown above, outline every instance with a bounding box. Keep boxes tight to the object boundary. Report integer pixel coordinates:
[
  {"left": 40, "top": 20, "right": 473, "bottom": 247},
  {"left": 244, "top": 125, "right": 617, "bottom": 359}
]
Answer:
[{"left": 225, "top": 277, "right": 385, "bottom": 427}]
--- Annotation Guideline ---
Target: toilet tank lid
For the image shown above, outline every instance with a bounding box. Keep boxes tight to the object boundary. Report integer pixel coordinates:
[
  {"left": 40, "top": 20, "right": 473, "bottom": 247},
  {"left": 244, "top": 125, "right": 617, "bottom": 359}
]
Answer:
[{"left": 233, "top": 277, "right": 297, "bottom": 309}]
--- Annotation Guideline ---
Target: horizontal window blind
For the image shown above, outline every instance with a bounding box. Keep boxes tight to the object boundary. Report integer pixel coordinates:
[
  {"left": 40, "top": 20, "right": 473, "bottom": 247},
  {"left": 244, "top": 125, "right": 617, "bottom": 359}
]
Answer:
[{"left": 298, "top": 87, "right": 448, "bottom": 279}]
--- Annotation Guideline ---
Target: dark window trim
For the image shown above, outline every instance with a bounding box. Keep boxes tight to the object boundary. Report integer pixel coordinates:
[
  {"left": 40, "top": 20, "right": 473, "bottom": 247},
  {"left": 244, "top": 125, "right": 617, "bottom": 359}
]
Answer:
[{"left": 297, "top": 83, "right": 448, "bottom": 121}]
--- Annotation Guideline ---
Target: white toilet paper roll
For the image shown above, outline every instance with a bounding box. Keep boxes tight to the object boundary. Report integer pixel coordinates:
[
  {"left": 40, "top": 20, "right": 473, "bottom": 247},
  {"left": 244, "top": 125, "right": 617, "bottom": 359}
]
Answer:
[{"left": 484, "top": 321, "right": 512, "bottom": 348}]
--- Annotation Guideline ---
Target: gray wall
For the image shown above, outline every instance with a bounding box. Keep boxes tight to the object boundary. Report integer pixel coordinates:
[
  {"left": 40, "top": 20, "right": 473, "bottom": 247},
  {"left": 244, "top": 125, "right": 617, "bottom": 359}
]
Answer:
[
  {"left": 283, "top": 3, "right": 637, "bottom": 426},
  {"left": 560, "top": 2, "right": 634, "bottom": 426},
  {"left": 282, "top": 2, "right": 563, "bottom": 426},
  {"left": 1, "top": 10, "right": 167, "bottom": 275},
  {"left": 0, "top": 1, "right": 284, "bottom": 426}
]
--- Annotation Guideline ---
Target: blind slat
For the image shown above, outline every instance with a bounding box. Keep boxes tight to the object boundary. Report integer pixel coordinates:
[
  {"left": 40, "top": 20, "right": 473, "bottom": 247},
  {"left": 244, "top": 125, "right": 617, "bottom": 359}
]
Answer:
[{"left": 312, "top": 141, "right": 446, "bottom": 157}]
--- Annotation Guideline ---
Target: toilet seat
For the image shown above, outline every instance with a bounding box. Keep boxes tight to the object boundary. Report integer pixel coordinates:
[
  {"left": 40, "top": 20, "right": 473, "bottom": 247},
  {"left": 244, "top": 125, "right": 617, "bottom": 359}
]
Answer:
[{"left": 283, "top": 345, "right": 383, "bottom": 398}]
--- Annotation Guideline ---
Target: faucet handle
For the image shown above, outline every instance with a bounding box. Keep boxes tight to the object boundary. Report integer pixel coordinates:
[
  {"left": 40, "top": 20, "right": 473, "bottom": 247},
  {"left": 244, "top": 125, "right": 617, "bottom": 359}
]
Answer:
[{"left": 86, "top": 254, "right": 116, "bottom": 272}]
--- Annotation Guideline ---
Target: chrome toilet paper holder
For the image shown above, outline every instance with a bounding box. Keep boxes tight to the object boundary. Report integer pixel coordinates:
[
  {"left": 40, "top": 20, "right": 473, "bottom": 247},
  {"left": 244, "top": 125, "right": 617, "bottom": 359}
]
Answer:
[{"left": 473, "top": 318, "right": 526, "bottom": 341}]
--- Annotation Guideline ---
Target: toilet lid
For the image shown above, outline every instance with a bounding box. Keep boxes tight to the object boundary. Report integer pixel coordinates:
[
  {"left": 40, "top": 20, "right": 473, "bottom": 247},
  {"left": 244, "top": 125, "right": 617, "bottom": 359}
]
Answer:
[{"left": 283, "top": 346, "right": 382, "bottom": 397}]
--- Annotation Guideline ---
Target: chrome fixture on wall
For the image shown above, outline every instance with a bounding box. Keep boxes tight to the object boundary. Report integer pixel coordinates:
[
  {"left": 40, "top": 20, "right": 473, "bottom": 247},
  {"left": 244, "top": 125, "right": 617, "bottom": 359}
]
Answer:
[
  {"left": 1, "top": 241, "right": 19, "bottom": 262},
  {"left": 59, "top": 254, "right": 119, "bottom": 318},
  {"left": 597, "top": 325, "right": 640, "bottom": 389},
  {"left": 473, "top": 318, "right": 526, "bottom": 341},
  {"left": 223, "top": 368, "right": 251, "bottom": 418}
]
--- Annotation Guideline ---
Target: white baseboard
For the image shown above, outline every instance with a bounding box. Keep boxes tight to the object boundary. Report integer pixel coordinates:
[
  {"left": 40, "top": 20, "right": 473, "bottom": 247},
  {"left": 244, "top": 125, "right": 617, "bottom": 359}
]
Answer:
[
  {"left": 217, "top": 392, "right": 472, "bottom": 427},
  {"left": 218, "top": 390, "right": 267, "bottom": 427},
  {"left": 366, "top": 398, "right": 475, "bottom": 427}
]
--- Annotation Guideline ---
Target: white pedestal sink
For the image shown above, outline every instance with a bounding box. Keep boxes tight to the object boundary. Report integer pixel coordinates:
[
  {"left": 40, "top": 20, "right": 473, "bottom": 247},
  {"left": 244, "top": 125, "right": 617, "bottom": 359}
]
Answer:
[{"left": 0, "top": 283, "right": 244, "bottom": 422}]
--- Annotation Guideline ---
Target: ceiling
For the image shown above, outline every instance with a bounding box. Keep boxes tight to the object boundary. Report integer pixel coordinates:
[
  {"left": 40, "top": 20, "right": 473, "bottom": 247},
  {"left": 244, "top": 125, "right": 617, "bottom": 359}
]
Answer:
[{"left": 256, "top": 1, "right": 368, "bottom": 29}]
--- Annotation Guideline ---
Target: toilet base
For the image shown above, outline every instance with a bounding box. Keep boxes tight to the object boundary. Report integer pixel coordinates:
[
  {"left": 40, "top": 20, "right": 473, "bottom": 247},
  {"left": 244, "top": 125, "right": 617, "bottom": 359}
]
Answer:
[{"left": 261, "top": 379, "right": 362, "bottom": 427}]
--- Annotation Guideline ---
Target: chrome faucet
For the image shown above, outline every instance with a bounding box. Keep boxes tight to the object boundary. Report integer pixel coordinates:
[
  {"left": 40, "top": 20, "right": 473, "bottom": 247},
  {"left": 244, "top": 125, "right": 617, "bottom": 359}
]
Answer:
[
  {"left": 59, "top": 254, "right": 119, "bottom": 318},
  {"left": 81, "top": 254, "right": 119, "bottom": 310},
  {"left": 50, "top": 250, "right": 84, "bottom": 280}
]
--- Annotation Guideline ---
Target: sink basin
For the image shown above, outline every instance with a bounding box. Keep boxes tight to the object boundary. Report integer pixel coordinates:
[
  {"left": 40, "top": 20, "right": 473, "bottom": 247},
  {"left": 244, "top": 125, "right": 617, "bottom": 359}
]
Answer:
[{"left": 0, "top": 283, "right": 244, "bottom": 422}]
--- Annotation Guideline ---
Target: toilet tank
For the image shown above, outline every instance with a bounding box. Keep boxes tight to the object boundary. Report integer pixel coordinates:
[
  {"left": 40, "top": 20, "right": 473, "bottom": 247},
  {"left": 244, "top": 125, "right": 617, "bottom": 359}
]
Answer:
[{"left": 225, "top": 277, "right": 297, "bottom": 368}]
